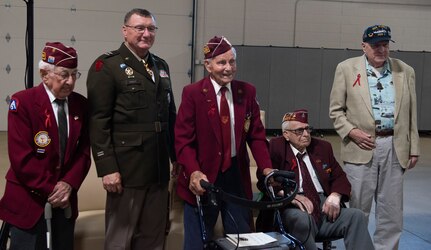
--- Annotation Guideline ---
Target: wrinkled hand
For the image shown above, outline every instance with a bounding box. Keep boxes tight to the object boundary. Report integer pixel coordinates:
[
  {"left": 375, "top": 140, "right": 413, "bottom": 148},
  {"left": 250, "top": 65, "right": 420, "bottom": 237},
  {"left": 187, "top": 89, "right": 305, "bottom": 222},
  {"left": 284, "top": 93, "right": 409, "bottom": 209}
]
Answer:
[
  {"left": 348, "top": 128, "right": 375, "bottom": 150},
  {"left": 408, "top": 156, "right": 419, "bottom": 170},
  {"left": 262, "top": 168, "right": 273, "bottom": 176},
  {"left": 189, "top": 171, "right": 208, "bottom": 196},
  {"left": 103, "top": 172, "right": 123, "bottom": 194},
  {"left": 322, "top": 193, "right": 341, "bottom": 222},
  {"left": 48, "top": 181, "right": 72, "bottom": 208},
  {"left": 292, "top": 194, "right": 314, "bottom": 214},
  {"left": 263, "top": 168, "right": 279, "bottom": 188},
  {"left": 171, "top": 162, "right": 182, "bottom": 177}
]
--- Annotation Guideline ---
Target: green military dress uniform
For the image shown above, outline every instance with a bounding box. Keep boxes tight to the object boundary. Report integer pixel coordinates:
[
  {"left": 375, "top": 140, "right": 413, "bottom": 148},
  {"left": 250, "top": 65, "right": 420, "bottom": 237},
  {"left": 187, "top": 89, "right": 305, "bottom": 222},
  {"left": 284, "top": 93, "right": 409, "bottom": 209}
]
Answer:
[{"left": 87, "top": 43, "right": 176, "bottom": 187}]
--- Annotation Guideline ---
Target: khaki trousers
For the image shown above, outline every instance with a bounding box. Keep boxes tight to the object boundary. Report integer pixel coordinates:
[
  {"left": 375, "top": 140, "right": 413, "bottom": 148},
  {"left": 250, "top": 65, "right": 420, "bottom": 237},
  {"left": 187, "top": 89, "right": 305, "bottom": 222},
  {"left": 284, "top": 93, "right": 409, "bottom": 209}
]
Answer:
[
  {"left": 344, "top": 136, "right": 404, "bottom": 250},
  {"left": 104, "top": 185, "right": 169, "bottom": 250}
]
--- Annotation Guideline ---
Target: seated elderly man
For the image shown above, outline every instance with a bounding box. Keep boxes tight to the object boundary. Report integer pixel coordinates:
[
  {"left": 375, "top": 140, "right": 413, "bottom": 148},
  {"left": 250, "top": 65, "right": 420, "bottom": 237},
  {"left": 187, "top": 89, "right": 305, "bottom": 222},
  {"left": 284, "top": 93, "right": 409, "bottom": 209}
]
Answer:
[{"left": 256, "top": 110, "right": 374, "bottom": 250}]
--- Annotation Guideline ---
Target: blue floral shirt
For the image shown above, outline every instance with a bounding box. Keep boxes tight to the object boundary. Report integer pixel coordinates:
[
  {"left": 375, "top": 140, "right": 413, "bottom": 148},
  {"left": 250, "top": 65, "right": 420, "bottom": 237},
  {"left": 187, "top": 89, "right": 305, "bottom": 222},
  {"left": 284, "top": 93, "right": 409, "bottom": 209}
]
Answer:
[{"left": 366, "top": 59, "right": 395, "bottom": 131}]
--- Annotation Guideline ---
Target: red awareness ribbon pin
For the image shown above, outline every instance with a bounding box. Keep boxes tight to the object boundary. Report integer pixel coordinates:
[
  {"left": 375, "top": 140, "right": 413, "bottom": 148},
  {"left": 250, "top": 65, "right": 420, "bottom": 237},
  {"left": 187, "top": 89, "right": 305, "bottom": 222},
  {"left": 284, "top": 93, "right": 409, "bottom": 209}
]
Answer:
[
  {"left": 353, "top": 74, "right": 361, "bottom": 87},
  {"left": 45, "top": 109, "right": 51, "bottom": 128}
]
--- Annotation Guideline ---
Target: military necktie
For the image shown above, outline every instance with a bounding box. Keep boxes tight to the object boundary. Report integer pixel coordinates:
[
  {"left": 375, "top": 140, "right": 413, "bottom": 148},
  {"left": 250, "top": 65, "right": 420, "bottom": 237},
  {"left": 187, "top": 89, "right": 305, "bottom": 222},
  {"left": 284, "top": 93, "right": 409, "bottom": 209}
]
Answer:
[
  {"left": 143, "top": 61, "right": 154, "bottom": 82},
  {"left": 220, "top": 87, "right": 231, "bottom": 172},
  {"left": 296, "top": 152, "right": 321, "bottom": 224},
  {"left": 55, "top": 99, "right": 68, "bottom": 165}
]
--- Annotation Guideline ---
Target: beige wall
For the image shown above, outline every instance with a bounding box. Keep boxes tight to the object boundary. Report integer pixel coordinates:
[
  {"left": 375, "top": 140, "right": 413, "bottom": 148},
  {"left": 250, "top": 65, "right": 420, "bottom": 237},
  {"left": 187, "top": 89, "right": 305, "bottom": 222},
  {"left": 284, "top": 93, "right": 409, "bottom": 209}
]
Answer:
[
  {"left": 2, "top": 0, "right": 431, "bottom": 130},
  {"left": 0, "top": 0, "right": 193, "bottom": 130}
]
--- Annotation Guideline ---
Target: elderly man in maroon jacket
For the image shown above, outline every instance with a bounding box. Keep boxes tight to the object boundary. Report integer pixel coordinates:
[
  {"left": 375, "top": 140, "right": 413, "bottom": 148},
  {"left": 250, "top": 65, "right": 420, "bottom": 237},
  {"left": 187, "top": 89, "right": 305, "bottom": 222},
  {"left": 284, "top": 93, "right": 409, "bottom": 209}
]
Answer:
[
  {"left": 175, "top": 36, "right": 272, "bottom": 249},
  {"left": 256, "top": 110, "right": 373, "bottom": 250},
  {"left": 0, "top": 42, "right": 91, "bottom": 250}
]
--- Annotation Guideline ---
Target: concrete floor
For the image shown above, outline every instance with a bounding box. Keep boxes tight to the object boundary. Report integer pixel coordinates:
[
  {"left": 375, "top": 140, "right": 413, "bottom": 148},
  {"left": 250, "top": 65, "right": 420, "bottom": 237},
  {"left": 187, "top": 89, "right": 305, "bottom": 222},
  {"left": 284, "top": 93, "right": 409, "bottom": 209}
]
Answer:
[{"left": 0, "top": 131, "right": 430, "bottom": 249}]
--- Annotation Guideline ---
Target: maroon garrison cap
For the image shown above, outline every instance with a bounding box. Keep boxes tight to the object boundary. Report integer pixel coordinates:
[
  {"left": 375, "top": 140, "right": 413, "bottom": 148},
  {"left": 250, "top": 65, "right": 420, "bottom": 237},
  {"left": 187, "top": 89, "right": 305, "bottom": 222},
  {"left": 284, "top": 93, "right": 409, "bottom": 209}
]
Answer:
[
  {"left": 203, "top": 36, "right": 232, "bottom": 59},
  {"left": 41, "top": 42, "right": 77, "bottom": 68},
  {"left": 282, "top": 109, "right": 308, "bottom": 124}
]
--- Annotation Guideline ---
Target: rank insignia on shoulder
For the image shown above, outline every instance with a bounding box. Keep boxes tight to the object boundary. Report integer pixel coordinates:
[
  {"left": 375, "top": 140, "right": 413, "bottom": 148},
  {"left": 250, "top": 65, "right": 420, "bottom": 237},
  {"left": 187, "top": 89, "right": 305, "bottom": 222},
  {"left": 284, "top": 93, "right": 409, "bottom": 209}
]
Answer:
[
  {"left": 159, "top": 70, "right": 169, "bottom": 78},
  {"left": 34, "top": 131, "right": 51, "bottom": 147},
  {"left": 9, "top": 99, "right": 18, "bottom": 112}
]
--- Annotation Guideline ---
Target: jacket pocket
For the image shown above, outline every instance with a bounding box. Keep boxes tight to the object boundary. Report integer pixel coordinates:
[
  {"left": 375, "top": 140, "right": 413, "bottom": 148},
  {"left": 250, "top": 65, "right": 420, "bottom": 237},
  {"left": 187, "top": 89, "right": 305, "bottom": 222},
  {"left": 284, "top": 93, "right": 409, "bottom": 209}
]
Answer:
[{"left": 120, "top": 79, "right": 148, "bottom": 110}]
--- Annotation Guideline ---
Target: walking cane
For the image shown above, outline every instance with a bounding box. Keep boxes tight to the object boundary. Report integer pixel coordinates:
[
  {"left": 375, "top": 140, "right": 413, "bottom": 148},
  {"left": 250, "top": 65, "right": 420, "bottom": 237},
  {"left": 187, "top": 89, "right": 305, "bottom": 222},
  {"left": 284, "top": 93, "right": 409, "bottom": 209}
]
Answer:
[
  {"left": 0, "top": 221, "right": 10, "bottom": 250},
  {"left": 44, "top": 203, "right": 53, "bottom": 250},
  {"left": 64, "top": 206, "right": 72, "bottom": 219}
]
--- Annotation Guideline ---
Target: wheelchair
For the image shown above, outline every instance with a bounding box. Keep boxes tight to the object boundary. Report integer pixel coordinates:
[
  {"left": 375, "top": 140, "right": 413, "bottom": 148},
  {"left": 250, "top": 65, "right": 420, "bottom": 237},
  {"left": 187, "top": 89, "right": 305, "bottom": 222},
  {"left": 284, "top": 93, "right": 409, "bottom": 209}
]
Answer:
[
  {"left": 258, "top": 171, "right": 341, "bottom": 250},
  {"left": 197, "top": 170, "right": 305, "bottom": 249}
]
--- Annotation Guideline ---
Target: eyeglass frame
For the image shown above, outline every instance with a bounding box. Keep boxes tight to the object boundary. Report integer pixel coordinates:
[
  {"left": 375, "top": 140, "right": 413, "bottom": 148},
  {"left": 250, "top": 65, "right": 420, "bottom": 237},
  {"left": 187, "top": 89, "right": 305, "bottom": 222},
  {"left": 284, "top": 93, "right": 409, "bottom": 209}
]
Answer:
[
  {"left": 283, "top": 126, "right": 313, "bottom": 136},
  {"left": 53, "top": 70, "right": 81, "bottom": 80},
  {"left": 124, "top": 24, "right": 158, "bottom": 34}
]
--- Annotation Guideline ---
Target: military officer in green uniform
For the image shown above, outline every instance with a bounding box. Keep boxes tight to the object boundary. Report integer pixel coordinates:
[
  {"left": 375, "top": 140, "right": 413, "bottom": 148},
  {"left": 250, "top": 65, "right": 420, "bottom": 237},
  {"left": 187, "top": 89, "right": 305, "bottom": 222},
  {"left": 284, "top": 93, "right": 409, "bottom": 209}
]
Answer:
[{"left": 86, "top": 8, "right": 177, "bottom": 250}]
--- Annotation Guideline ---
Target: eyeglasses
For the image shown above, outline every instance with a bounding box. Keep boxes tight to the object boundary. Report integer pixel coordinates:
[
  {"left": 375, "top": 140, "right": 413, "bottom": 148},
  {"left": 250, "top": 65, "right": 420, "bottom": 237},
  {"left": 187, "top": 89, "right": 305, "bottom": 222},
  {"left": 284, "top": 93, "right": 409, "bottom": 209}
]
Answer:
[
  {"left": 284, "top": 126, "right": 313, "bottom": 136},
  {"left": 125, "top": 24, "right": 158, "bottom": 34},
  {"left": 53, "top": 70, "right": 81, "bottom": 80}
]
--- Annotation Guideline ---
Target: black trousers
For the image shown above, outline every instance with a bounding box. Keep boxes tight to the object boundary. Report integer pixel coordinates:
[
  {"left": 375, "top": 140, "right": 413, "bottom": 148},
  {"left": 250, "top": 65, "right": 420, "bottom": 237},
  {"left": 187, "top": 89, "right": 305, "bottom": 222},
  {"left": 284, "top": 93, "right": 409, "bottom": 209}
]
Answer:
[{"left": 9, "top": 207, "right": 74, "bottom": 250}]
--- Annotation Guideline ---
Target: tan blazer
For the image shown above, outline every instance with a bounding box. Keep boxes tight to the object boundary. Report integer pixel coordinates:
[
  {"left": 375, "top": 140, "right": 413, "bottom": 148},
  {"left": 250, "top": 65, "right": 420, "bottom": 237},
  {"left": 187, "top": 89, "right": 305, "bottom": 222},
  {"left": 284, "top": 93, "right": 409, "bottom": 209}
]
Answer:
[{"left": 329, "top": 55, "right": 420, "bottom": 168}]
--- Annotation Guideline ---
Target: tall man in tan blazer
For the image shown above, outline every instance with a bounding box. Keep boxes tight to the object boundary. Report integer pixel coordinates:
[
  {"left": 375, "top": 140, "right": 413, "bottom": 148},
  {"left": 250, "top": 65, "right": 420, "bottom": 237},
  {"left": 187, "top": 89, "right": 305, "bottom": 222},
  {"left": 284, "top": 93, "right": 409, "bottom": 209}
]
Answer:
[{"left": 329, "top": 24, "right": 420, "bottom": 250}]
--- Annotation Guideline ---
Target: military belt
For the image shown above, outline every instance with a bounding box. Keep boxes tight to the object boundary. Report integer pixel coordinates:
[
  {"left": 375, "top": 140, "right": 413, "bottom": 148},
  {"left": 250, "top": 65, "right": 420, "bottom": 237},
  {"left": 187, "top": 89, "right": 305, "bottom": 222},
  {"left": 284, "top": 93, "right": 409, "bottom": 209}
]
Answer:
[{"left": 113, "top": 122, "right": 168, "bottom": 133}]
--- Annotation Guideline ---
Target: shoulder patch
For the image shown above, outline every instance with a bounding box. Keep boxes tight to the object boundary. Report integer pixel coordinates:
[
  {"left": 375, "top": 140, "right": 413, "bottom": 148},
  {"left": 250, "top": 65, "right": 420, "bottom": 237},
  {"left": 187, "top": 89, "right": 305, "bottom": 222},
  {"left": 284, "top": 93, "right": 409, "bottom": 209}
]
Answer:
[
  {"left": 9, "top": 98, "right": 18, "bottom": 112},
  {"left": 95, "top": 60, "right": 104, "bottom": 72}
]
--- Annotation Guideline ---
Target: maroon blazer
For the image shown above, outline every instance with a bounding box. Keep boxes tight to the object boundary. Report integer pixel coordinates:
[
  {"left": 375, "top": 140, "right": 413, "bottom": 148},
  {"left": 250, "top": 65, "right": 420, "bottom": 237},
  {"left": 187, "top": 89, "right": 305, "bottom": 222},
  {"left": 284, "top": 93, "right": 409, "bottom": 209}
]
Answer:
[
  {"left": 256, "top": 136, "right": 351, "bottom": 232},
  {"left": 0, "top": 83, "right": 91, "bottom": 229},
  {"left": 175, "top": 77, "right": 272, "bottom": 205},
  {"left": 261, "top": 136, "right": 351, "bottom": 200}
]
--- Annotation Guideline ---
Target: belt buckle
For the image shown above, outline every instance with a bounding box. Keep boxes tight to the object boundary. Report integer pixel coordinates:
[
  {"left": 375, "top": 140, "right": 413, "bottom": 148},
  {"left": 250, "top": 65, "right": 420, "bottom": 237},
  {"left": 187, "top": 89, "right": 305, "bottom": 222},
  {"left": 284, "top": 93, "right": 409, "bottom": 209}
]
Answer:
[
  {"left": 376, "top": 129, "right": 393, "bottom": 137},
  {"left": 155, "top": 121, "right": 161, "bottom": 132}
]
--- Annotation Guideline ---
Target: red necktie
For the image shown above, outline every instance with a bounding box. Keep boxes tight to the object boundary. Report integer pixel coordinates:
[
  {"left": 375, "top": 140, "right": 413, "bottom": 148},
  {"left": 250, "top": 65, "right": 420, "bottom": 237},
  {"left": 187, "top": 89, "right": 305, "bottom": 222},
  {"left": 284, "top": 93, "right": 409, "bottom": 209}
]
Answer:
[
  {"left": 296, "top": 152, "right": 321, "bottom": 224},
  {"left": 220, "top": 87, "right": 231, "bottom": 172}
]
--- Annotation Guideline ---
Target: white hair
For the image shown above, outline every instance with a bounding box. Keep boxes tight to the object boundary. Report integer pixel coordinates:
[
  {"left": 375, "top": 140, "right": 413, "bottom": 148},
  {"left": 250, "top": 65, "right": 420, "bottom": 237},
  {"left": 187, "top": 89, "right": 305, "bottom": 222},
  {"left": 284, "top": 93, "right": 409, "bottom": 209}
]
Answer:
[
  {"left": 38, "top": 60, "right": 55, "bottom": 71},
  {"left": 282, "top": 121, "right": 291, "bottom": 131}
]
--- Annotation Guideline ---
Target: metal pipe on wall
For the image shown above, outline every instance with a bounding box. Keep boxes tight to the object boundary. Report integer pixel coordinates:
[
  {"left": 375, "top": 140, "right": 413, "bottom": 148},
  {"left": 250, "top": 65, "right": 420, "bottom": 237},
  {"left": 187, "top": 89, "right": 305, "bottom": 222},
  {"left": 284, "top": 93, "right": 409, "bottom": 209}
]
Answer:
[
  {"left": 25, "top": 0, "right": 34, "bottom": 89},
  {"left": 190, "top": 0, "right": 197, "bottom": 82}
]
